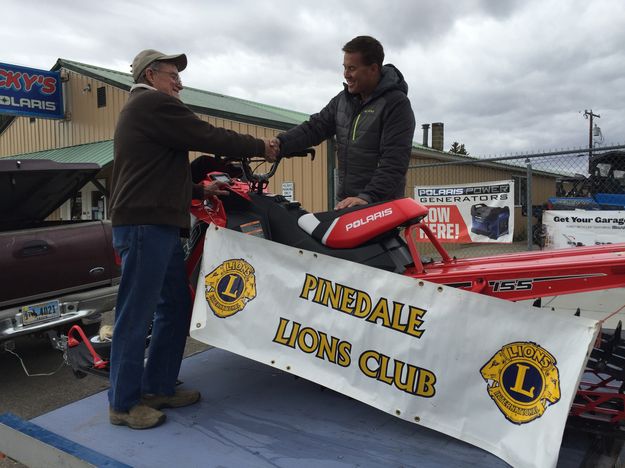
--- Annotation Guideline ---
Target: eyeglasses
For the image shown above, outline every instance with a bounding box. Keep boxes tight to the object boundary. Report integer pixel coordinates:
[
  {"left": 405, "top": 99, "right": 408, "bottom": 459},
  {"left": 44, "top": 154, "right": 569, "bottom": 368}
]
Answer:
[{"left": 150, "top": 68, "right": 182, "bottom": 83}]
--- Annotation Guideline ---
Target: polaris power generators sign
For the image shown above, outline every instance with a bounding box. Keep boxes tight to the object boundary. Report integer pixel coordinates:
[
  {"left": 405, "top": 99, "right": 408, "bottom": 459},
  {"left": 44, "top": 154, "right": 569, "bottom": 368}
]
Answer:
[
  {"left": 414, "top": 180, "right": 515, "bottom": 243},
  {"left": 0, "top": 62, "right": 64, "bottom": 119}
]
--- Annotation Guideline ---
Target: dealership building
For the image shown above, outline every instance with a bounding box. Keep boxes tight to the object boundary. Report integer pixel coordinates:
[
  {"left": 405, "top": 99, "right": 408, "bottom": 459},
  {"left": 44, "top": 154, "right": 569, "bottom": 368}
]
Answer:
[{"left": 0, "top": 58, "right": 557, "bottom": 236}]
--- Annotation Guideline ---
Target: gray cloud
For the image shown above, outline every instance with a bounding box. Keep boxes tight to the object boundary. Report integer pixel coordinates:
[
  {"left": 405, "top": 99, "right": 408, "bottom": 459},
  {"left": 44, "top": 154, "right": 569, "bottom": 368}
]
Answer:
[{"left": 2, "top": 0, "right": 624, "bottom": 157}]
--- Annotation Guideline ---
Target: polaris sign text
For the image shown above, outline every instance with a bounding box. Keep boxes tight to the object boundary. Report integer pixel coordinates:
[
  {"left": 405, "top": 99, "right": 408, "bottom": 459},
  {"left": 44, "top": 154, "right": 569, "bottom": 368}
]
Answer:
[
  {"left": 415, "top": 180, "right": 515, "bottom": 243},
  {"left": 0, "top": 62, "right": 64, "bottom": 119}
]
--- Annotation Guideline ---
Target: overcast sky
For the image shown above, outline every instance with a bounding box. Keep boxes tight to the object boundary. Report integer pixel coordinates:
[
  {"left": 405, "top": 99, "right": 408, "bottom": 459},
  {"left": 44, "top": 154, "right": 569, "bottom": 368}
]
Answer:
[{"left": 3, "top": 0, "right": 624, "bottom": 157}]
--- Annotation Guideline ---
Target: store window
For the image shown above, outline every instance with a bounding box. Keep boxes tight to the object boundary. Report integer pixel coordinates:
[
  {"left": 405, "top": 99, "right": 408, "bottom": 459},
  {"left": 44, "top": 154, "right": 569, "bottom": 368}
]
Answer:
[
  {"left": 91, "top": 190, "right": 105, "bottom": 219},
  {"left": 70, "top": 192, "right": 83, "bottom": 220},
  {"left": 97, "top": 86, "right": 106, "bottom": 108},
  {"left": 68, "top": 181, "right": 106, "bottom": 220}
]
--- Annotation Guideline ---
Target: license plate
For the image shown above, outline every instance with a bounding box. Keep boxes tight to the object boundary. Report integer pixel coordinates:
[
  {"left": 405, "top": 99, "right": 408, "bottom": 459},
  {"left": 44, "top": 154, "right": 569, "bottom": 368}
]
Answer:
[{"left": 20, "top": 300, "right": 61, "bottom": 326}]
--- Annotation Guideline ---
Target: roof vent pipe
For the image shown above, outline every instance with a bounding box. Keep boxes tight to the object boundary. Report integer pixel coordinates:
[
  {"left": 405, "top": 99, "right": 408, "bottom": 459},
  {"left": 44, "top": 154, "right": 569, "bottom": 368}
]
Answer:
[
  {"left": 421, "top": 124, "right": 430, "bottom": 147},
  {"left": 432, "top": 122, "right": 444, "bottom": 151}
]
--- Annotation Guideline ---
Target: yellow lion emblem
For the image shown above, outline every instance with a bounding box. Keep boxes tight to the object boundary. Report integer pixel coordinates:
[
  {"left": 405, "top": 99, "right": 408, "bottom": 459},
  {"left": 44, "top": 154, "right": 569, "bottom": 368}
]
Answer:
[
  {"left": 204, "top": 259, "right": 256, "bottom": 318},
  {"left": 480, "top": 341, "right": 561, "bottom": 424}
]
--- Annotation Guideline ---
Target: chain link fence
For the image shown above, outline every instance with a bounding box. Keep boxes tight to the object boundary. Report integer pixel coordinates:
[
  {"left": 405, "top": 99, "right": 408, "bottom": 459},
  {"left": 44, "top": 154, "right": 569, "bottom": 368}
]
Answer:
[{"left": 406, "top": 145, "right": 625, "bottom": 259}]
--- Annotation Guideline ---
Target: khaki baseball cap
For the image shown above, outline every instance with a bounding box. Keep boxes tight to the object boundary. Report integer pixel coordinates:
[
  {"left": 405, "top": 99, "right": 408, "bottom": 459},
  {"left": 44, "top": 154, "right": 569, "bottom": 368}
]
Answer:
[{"left": 131, "top": 49, "right": 187, "bottom": 82}]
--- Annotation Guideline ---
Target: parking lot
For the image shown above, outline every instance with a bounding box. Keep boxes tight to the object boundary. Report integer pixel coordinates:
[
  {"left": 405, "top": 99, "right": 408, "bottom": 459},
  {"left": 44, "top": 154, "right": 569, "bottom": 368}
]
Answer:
[{"left": 0, "top": 310, "right": 209, "bottom": 467}]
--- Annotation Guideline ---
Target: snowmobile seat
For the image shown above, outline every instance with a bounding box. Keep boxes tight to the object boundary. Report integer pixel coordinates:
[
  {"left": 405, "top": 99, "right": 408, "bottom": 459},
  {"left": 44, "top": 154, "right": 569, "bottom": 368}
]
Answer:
[{"left": 298, "top": 198, "right": 429, "bottom": 249}]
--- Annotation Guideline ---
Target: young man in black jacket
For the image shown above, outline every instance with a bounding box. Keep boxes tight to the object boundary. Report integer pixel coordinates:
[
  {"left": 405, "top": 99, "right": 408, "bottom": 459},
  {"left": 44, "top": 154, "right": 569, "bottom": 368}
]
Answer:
[{"left": 274, "top": 36, "right": 416, "bottom": 209}]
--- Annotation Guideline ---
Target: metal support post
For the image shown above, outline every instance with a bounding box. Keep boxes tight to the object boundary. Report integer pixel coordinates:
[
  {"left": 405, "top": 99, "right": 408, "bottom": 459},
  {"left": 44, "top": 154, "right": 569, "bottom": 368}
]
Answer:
[{"left": 526, "top": 158, "right": 533, "bottom": 251}]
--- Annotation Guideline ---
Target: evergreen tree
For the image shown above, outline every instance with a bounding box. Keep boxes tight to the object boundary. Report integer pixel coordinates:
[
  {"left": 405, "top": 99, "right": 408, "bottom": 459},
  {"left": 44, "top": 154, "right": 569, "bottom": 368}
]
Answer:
[{"left": 449, "top": 141, "right": 469, "bottom": 155}]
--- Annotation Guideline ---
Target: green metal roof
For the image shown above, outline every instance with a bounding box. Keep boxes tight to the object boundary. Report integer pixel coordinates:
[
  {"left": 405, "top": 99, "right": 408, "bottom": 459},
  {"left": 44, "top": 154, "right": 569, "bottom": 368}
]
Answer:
[
  {"left": 4, "top": 140, "right": 113, "bottom": 166},
  {"left": 55, "top": 59, "right": 310, "bottom": 130},
  {"left": 2, "top": 59, "right": 440, "bottom": 167}
]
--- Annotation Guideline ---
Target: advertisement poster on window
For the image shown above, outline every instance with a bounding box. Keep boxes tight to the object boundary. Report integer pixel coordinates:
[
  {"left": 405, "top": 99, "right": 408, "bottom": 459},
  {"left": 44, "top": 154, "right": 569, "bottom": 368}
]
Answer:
[
  {"left": 0, "top": 62, "right": 64, "bottom": 119},
  {"left": 414, "top": 180, "right": 515, "bottom": 243},
  {"left": 542, "top": 210, "right": 625, "bottom": 249}
]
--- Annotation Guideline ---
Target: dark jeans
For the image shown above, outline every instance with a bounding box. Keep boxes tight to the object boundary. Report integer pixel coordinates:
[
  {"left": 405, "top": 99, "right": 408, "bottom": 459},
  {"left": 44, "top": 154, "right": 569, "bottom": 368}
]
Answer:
[{"left": 109, "top": 225, "right": 191, "bottom": 412}]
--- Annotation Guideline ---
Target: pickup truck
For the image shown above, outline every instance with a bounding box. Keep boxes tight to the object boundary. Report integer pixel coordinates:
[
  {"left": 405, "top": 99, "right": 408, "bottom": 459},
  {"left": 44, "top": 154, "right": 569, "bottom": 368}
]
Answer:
[{"left": 0, "top": 159, "right": 120, "bottom": 349}]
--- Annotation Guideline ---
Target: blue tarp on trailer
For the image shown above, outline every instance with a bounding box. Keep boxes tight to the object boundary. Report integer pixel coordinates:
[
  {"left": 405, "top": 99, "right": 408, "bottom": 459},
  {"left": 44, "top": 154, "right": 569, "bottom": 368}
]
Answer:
[{"left": 3, "top": 348, "right": 594, "bottom": 467}]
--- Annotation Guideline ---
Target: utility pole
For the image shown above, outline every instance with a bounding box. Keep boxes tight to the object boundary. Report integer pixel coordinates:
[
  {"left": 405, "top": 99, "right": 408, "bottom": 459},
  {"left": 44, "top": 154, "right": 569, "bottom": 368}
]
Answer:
[{"left": 583, "top": 109, "right": 600, "bottom": 171}]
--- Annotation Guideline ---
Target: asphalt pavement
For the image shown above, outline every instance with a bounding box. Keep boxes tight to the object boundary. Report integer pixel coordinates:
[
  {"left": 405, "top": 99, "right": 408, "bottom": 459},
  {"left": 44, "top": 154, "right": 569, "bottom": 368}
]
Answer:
[{"left": 0, "top": 310, "right": 209, "bottom": 467}]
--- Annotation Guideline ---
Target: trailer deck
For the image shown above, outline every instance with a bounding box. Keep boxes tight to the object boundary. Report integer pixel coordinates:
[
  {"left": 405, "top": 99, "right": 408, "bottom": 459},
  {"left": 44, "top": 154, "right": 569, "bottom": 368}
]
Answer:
[{"left": 0, "top": 347, "right": 618, "bottom": 467}]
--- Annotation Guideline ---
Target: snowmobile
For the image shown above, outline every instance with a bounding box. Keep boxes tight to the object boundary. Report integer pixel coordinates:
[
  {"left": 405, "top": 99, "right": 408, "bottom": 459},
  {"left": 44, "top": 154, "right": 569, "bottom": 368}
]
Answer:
[
  {"left": 185, "top": 151, "right": 625, "bottom": 302},
  {"left": 68, "top": 149, "right": 625, "bottom": 435}
]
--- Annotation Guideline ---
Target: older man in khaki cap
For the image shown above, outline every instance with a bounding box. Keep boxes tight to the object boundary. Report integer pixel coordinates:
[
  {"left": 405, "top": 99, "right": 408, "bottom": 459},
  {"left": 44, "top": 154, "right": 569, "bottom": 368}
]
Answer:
[
  {"left": 132, "top": 49, "right": 187, "bottom": 80},
  {"left": 107, "top": 49, "right": 278, "bottom": 429},
  {"left": 130, "top": 49, "right": 188, "bottom": 99}
]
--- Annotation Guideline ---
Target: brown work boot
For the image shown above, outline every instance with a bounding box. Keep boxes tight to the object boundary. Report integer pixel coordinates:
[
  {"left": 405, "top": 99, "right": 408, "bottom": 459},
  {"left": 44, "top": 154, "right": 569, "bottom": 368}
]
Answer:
[
  {"left": 141, "top": 389, "right": 201, "bottom": 409},
  {"left": 109, "top": 403, "right": 166, "bottom": 429}
]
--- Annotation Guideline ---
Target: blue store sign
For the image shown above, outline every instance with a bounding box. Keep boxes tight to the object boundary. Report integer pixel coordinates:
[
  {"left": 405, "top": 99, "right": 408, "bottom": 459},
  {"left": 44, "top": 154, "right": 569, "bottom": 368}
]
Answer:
[{"left": 0, "top": 62, "right": 64, "bottom": 119}]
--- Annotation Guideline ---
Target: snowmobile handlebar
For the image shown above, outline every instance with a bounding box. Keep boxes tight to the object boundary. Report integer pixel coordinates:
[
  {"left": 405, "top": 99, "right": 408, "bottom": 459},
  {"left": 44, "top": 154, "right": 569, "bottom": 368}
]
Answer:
[
  {"left": 240, "top": 148, "right": 316, "bottom": 193},
  {"left": 281, "top": 148, "right": 316, "bottom": 160}
]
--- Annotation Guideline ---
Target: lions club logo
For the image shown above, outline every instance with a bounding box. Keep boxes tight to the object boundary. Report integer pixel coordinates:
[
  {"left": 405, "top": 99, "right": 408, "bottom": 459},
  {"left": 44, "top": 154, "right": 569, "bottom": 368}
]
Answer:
[
  {"left": 480, "top": 341, "right": 561, "bottom": 424},
  {"left": 204, "top": 259, "right": 256, "bottom": 318}
]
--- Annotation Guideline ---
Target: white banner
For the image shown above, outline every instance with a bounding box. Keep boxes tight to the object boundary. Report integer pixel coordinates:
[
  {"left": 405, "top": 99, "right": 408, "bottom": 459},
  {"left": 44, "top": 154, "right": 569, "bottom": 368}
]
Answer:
[
  {"left": 191, "top": 226, "right": 598, "bottom": 468},
  {"left": 414, "top": 180, "right": 515, "bottom": 243},
  {"left": 543, "top": 210, "right": 625, "bottom": 249}
]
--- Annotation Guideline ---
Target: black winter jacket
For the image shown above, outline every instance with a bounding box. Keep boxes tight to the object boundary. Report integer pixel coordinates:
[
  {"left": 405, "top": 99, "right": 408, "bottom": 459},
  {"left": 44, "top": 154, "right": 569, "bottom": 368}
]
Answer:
[{"left": 277, "top": 64, "right": 415, "bottom": 203}]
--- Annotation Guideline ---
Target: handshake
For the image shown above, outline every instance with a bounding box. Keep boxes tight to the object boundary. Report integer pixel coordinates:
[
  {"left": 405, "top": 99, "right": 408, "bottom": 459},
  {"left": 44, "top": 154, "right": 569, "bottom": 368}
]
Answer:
[{"left": 262, "top": 137, "right": 281, "bottom": 162}]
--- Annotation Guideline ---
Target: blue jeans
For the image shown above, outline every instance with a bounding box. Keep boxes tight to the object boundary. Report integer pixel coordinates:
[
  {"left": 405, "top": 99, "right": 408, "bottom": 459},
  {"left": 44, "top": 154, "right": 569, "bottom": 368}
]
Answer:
[{"left": 108, "top": 225, "right": 191, "bottom": 412}]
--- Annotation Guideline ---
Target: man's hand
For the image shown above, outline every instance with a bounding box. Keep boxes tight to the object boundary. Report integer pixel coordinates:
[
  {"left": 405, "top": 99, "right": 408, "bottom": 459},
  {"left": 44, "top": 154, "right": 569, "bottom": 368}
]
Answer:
[
  {"left": 335, "top": 196, "right": 368, "bottom": 210},
  {"left": 263, "top": 138, "right": 280, "bottom": 162},
  {"left": 202, "top": 181, "right": 230, "bottom": 199}
]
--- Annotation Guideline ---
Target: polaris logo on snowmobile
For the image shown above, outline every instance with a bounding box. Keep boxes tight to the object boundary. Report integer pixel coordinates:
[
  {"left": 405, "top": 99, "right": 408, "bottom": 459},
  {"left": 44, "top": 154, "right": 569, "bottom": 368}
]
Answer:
[
  {"left": 345, "top": 207, "right": 393, "bottom": 231},
  {"left": 480, "top": 341, "right": 561, "bottom": 424}
]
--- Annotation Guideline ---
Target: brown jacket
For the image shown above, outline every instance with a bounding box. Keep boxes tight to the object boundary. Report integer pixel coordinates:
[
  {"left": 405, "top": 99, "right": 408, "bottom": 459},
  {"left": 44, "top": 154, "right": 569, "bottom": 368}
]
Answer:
[{"left": 110, "top": 87, "right": 265, "bottom": 230}]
